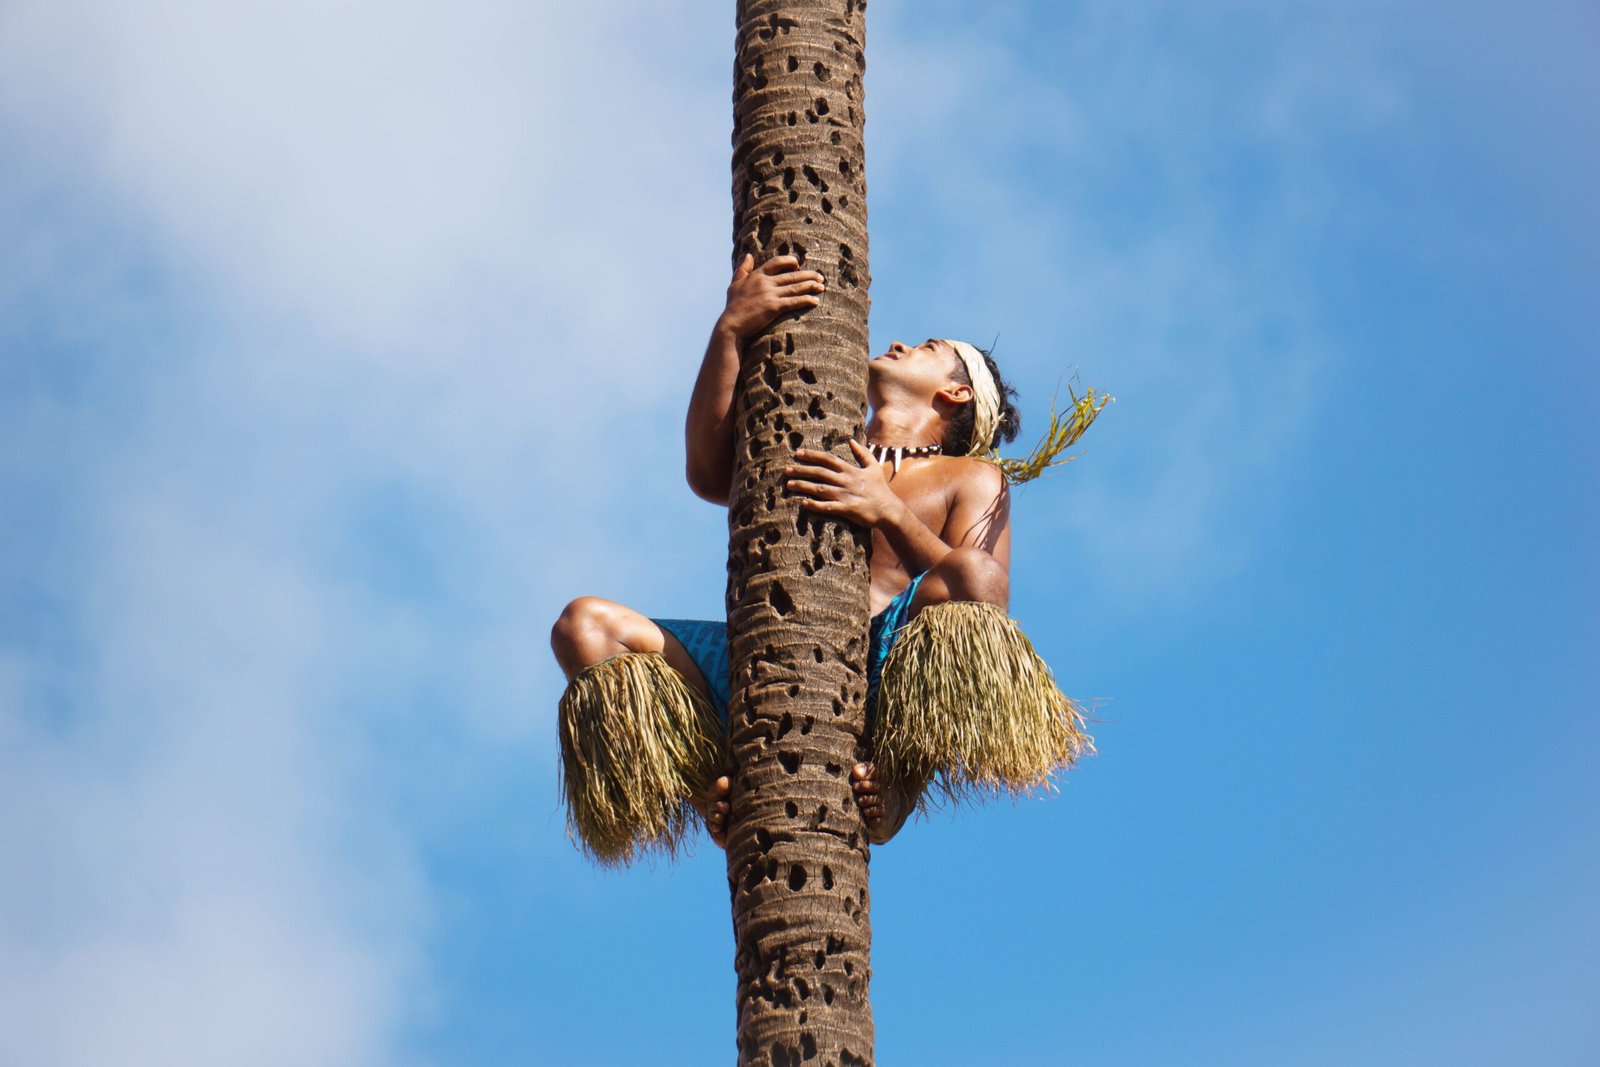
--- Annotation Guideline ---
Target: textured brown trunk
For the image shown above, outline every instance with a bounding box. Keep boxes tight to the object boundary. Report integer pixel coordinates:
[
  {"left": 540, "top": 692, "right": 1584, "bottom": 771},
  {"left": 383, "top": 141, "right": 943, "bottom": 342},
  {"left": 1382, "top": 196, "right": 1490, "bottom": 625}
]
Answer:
[{"left": 725, "top": 0, "right": 875, "bottom": 1064}]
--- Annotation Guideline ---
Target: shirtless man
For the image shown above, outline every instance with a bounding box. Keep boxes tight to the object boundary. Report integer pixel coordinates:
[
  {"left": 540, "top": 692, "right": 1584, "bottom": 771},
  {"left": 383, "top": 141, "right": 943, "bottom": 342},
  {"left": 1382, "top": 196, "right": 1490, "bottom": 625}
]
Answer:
[{"left": 551, "top": 252, "right": 1020, "bottom": 844}]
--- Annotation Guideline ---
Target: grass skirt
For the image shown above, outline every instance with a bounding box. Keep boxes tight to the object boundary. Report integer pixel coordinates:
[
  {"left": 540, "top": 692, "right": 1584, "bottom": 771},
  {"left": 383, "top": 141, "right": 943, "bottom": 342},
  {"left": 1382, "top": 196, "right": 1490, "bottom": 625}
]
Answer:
[
  {"left": 558, "top": 652, "right": 728, "bottom": 864},
  {"left": 874, "top": 602, "right": 1092, "bottom": 803}
]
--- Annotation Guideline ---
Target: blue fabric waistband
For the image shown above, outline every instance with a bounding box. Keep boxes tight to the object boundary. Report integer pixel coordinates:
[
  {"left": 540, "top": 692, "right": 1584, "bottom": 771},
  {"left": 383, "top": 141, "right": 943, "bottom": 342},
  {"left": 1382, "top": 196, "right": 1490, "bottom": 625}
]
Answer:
[{"left": 654, "top": 571, "right": 926, "bottom": 728}]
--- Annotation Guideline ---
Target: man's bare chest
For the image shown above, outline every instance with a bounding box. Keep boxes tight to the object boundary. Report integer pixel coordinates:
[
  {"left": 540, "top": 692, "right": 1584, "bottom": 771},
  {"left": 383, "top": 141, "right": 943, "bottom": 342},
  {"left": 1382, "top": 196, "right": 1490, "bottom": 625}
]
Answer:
[
  {"left": 885, "top": 466, "right": 950, "bottom": 538},
  {"left": 869, "top": 462, "right": 951, "bottom": 573}
]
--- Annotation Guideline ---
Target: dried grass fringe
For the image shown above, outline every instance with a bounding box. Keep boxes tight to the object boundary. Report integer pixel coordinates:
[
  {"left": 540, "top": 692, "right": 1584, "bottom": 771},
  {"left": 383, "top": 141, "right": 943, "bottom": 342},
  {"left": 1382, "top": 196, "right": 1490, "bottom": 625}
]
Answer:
[
  {"left": 558, "top": 652, "right": 728, "bottom": 865},
  {"left": 874, "top": 602, "right": 1093, "bottom": 803},
  {"left": 989, "top": 379, "right": 1112, "bottom": 486}
]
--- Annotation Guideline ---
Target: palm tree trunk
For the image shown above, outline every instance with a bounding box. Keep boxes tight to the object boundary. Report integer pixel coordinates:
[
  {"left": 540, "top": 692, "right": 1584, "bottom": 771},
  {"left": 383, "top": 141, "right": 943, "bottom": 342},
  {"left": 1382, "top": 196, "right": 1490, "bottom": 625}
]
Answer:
[{"left": 725, "top": 0, "right": 875, "bottom": 1063}]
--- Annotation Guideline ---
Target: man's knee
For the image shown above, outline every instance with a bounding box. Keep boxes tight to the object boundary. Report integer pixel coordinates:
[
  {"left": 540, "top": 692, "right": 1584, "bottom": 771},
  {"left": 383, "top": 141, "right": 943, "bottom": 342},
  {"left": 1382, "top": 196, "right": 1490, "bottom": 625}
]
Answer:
[
  {"left": 552, "top": 596, "right": 620, "bottom": 658},
  {"left": 931, "top": 547, "right": 1008, "bottom": 608}
]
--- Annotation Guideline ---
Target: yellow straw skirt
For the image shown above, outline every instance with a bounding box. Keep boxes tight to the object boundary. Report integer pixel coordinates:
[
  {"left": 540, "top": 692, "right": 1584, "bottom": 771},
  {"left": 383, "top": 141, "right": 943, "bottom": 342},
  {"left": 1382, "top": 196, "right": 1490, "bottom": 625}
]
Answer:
[
  {"left": 558, "top": 652, "right": 728, "bottom": 865},
  {"left": 874, "top": 602, "right": 1093, "bottom": 802}
]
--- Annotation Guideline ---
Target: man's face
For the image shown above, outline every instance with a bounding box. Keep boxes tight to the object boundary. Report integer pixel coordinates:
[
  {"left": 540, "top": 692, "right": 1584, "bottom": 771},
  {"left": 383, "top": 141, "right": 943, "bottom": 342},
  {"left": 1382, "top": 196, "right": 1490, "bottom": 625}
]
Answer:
[{"left": 869, "top": 338, "right": 965, "bottom": 404}]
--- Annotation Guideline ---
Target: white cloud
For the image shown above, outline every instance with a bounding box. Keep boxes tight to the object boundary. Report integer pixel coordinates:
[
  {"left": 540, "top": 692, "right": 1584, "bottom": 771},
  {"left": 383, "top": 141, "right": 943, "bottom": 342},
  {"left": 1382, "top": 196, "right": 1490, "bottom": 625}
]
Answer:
[
  {"left": 0, "top": 488, "right": 427, "bottom": 1066},
  {"left": 0, "top": 1, "right": 736, "bottom": 1062}
]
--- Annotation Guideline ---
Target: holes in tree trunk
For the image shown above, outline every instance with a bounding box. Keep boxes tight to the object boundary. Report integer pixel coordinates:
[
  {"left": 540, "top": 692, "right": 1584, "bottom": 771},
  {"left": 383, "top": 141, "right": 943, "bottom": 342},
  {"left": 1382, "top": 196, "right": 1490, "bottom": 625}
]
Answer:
[
  {"left": 730, "top": 13, "right": 871, "bottom": 1058},
  {"left": 757, "top": 13, "right": 797, "bottom": 40}
]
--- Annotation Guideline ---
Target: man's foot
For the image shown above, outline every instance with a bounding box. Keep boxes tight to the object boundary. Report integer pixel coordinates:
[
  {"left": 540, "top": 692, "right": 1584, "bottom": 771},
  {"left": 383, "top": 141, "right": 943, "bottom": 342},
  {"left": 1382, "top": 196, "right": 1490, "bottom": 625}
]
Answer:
[
  {"left": 852, "top": 763, "right": 914, "bottom": 845},
  {"left": 705, "top": 776, "right": 732, "bottom": 847},
  {"left": 708, "top": 768, "right": 914, "bottom": 848}
]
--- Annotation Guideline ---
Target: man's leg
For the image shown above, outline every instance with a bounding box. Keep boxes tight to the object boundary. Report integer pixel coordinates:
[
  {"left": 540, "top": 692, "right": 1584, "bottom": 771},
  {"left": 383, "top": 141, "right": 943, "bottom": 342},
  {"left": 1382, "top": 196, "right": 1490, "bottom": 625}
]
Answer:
[
  {"left": 854, "top": 547, "right": 1011, "bottom": 843},
  {"left": 907, "top": 545, "right": 1009, "bottom": 618},
  {"left": 868, "top": 545, "right": 1088, "bottom": 819},
  {"left": 551, "top": 596, "right": 714, "bottom": 696},
  {"left": 550, "top": 597, "right": 733, "bottom": 845}
]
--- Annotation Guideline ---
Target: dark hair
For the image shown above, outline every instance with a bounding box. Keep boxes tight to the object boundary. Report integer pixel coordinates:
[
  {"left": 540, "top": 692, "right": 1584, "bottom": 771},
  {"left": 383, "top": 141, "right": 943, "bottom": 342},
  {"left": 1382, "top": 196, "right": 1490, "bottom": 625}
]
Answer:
[{"left": 942, "top": 343, "right": 1021, "bottom": 455}]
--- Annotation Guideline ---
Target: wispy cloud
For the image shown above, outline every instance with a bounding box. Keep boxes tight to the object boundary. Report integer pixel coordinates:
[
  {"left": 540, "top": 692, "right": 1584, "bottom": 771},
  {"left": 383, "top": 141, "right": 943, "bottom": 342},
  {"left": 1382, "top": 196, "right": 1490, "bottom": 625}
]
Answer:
[
  {"left": 1, "top": 487, "right": 428, "bottom": 1065},
  {"left": 1, "top": 1, "right": 736, "bottom": 1061}
]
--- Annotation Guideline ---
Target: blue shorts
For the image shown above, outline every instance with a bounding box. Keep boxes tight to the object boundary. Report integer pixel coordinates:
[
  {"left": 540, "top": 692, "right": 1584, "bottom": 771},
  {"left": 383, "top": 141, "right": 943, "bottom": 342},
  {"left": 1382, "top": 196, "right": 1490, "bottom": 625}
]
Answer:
[{"left": 654, "top": 572, "right": 926, "bottom": 728}]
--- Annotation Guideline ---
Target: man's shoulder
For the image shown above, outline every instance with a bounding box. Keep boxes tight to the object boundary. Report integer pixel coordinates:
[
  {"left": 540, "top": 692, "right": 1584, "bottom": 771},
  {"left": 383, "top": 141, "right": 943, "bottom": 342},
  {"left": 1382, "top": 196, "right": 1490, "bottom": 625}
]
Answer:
[{"left": 929, "top": 454, "right": 1006, "bottom": 496}]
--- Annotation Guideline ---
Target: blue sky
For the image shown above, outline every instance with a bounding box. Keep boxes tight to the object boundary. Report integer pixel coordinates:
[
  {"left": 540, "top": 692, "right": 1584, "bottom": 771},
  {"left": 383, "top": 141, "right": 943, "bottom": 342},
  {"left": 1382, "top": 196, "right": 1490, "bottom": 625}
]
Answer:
[{"left": 2, "top": 2, "right": 1595, "bottom": 1064}]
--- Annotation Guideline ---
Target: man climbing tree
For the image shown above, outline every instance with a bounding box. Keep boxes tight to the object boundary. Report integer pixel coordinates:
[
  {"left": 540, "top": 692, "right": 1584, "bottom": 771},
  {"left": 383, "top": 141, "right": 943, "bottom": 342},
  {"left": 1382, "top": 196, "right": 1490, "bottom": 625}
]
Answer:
[{"left": 550, "top": 1, "right": 1105, "bottom": 1063}]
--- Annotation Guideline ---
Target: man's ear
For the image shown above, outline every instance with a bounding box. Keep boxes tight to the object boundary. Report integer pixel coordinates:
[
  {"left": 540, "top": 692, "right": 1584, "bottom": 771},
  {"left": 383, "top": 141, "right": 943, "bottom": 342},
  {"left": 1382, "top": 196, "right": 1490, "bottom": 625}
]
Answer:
[{"left": 936, "top": 382, "right": 974, "bottom": 407}]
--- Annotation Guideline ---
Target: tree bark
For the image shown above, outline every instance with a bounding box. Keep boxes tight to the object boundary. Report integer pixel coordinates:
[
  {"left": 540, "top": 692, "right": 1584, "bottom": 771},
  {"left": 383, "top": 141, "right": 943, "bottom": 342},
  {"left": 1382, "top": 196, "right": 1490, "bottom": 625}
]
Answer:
[{"left": 725, "top": 1, "right": 875, "bottom": 1064}]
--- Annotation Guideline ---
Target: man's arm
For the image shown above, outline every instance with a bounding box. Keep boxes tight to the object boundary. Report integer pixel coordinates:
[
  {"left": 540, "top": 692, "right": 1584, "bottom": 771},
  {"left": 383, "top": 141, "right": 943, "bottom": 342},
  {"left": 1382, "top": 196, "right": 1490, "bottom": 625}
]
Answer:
[
  {"left": 784, "top": 446, "right": 1011, "bottom": 573},
  {"left": 880, "top": 459, "right": 1010, "bottom": 573},
  {"left": 686, "top": 254, "right": 825, "bottom": 504}
]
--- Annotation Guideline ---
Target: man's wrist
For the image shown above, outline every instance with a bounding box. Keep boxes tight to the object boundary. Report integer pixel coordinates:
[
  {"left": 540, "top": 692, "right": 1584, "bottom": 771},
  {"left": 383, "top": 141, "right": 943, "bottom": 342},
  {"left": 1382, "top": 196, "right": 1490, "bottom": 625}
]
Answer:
[{"left": 875, "top": 494, "right": 910, "bottom": 531}]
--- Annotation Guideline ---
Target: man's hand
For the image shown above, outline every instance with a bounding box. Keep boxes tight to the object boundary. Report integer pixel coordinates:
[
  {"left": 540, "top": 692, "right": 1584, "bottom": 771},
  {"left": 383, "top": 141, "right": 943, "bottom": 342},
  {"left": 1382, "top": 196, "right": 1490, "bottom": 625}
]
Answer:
[
  {"left": 784, "top": 441, "right": 903, "bottom": 527},
  {"left": 717, "top": 254, "right": 825, "bottom": 342}
]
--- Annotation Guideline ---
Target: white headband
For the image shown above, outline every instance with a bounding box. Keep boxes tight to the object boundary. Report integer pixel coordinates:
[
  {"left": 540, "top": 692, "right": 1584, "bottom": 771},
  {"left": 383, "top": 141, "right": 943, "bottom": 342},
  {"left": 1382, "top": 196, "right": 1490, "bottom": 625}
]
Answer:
[{"left": 942, "top": 339, "right": 1001, "bottom": 456}]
